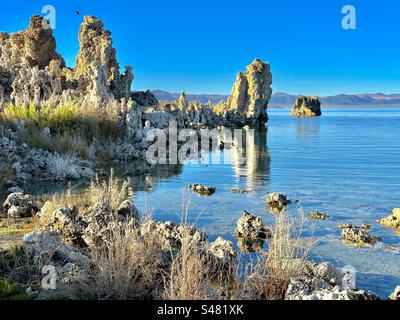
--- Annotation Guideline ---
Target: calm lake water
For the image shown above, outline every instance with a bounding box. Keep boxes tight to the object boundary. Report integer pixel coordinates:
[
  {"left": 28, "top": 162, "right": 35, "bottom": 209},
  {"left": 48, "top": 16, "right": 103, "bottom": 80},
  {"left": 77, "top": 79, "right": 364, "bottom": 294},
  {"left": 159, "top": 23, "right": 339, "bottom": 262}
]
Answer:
[
  {"left": 18, "top": 107, "right": 400, "bottom": 298},
  {"left": 131, "top": 107, "right": 400, "bottom": 298}
]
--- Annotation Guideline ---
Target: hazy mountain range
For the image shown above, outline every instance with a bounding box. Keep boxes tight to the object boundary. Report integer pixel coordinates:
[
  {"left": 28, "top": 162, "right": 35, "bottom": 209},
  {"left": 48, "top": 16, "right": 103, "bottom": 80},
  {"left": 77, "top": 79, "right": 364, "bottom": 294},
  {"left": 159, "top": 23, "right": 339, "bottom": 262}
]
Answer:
[{"left": 151, "top": 90, "right": 400, "bottom": 106}]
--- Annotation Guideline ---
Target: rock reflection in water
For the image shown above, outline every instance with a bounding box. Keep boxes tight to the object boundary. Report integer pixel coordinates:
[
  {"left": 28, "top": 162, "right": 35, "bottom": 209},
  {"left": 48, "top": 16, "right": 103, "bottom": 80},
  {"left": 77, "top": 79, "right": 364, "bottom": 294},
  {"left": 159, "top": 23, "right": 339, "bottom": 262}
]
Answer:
[
  {"left": 113, "top": 161, "right": 183, "bottom": 193},
  {"left": 18, "top": 161, "right": 183, "bottom": 201},
  {"left": 230, "top": 126, "right": 271, "bottom": 192},
  {"left": 295, "top": 117, "right": 320, "bottom": 140}
]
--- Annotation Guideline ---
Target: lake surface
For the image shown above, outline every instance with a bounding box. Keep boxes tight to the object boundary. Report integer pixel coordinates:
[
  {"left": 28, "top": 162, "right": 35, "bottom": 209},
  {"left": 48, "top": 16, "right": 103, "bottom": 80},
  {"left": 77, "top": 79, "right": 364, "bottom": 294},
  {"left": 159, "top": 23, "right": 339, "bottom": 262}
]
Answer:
[
  {"left": 17, "top": 107, "right": 400, "bottom": 298},
  {"left": 131, "top": 107, "right": 400, "bottom": 298}
]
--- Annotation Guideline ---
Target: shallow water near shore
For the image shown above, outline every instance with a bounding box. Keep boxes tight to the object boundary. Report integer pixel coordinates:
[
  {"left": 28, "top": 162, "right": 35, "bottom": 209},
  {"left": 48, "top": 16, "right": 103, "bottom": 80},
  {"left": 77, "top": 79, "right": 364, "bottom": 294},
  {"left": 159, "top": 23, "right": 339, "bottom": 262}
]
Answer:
[
  {"left": 6, "top": 107, "right": 400, "bottom": 298},
  {"left": 132, "top": 107, "right": 400, "bottom": 298}
]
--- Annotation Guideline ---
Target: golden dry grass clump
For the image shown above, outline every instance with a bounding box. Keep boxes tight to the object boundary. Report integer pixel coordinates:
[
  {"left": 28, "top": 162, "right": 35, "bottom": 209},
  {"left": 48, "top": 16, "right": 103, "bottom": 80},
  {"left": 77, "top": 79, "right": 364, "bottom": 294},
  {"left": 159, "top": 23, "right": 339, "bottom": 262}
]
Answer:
[{"left": 0, "top": 101, "right": 124, "bottom": 162}]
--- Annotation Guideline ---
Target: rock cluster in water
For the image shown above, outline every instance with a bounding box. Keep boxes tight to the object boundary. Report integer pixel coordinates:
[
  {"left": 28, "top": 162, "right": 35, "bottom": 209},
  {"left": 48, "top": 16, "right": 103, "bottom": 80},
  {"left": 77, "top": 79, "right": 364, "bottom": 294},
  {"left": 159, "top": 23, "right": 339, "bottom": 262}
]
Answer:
[
  {"left": 187, "top": 184, "right": 216, "bottom": 196},
  {"left": 265, "top": 192, "right": 292, "bottom": 212},
  {"left": 291, "top": 96, "right": 322, "bottom": 117},
  {"left": 308, "top": 211, "right": 328, "bottom": 220},
  {"left": 150, "top": 58, "right": 273, "bottom": 129},
  {"left": 0, "top": 16, "right": 275, "bottom": 189},
  {"left": 338, "top": 224, "right": 381, "bottom": 247},
  {"left": 234, "top": 211, "right": 272, "bottom": 253}
]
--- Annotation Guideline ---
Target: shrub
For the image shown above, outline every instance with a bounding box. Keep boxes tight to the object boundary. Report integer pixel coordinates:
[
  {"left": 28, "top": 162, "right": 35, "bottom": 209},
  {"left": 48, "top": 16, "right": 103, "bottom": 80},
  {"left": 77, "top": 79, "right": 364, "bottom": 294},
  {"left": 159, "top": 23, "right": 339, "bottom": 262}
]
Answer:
[
  {"left": 83, "top": 217, "right": 165, "bottom": 300},
  {"left": 0, "top": 246, "right": 39, "bottom": 292},
  {"left": 163, "top": 227, "right": 213, "bottom": 300},
  {"left": 89, "top": 170, "right": 130, "bottom": 210},
  {"left": 48, "top": 153, "right": 78, "bottom": 180},
  {"left": 240, "top": 209, "right": 315, "bottom": 300}
]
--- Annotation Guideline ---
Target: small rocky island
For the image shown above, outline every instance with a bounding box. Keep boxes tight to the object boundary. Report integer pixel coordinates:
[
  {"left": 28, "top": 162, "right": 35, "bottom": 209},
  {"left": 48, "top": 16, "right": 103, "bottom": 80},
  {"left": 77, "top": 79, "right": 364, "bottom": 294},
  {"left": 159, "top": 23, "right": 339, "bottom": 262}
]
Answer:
[{"left": 291, "top": 96, "right": 322, "bottom": 117}]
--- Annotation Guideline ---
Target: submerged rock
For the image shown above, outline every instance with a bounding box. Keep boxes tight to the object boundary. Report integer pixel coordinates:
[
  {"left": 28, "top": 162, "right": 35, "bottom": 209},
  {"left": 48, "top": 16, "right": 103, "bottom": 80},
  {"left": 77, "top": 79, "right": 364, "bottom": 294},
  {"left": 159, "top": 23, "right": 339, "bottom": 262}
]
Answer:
[
  {"left": 338, "top": 224, "right": 381, "bottom": 247},
  {"left": 230, "top": 188, "right": 252, "bottom": 194},
  {"left": 265, "top": 192, "right": 292, "bottom": 212},
  {"left": 2, "top": 192, "right": 40, "bottom": 218},
  {"left": 234, "top": 211, "right": 271, "bottom": 253},
  {"left": 309, "top": 211, "right": 328, "bottom": 221},
  {"left": 291, "top": 96, "right": 322, "bottom": 117},
  {"left": 378, "top": 208, "right": 400, "bottom": 231},
  {"left": 187, "top": 184, "right": 216, "bottom": 196}
]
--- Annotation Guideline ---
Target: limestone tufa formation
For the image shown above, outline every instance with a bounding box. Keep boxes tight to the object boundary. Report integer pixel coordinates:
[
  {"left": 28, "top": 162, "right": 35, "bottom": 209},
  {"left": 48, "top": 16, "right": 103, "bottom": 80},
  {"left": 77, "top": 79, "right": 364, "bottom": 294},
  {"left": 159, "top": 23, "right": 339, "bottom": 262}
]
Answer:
[
  {"left": 224, "top": 58, "right": 272, "bottom": 125},
  {"left": 0, "top": 15, "right": 133, "bottom": 107},
  {"left": 292, "top": 96, "right": 322, "bottom": 117},
  {"left": 378, "top": 208, "right": 400, "bottom": 231}
]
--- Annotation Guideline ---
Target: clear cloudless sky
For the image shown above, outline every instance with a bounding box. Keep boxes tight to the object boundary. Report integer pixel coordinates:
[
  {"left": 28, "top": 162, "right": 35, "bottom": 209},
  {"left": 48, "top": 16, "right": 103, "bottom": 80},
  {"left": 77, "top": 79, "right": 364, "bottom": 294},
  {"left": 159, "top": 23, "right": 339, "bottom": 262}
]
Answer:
[{"left": 1, "top": 0, "right": 399, "bottom": 95}]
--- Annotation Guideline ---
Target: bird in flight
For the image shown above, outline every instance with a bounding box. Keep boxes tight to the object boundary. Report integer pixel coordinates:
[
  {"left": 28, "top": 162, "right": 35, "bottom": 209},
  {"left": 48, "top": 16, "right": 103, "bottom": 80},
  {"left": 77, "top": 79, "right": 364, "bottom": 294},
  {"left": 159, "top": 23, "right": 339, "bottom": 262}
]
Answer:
[{"left": 75, "top": 11, "right": 80, "bottom": 15}]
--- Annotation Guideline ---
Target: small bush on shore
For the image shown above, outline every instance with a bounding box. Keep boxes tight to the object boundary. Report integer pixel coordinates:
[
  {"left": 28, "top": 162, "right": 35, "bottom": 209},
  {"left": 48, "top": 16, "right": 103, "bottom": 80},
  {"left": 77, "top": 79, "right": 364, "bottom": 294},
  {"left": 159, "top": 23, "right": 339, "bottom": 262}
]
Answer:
[
  {"left": 163, "top": 227, "right": 213, "bottom": 300},
  {"left": 89, "top": 170, "right": 130, "bottom": 210},
  {"left": 83, "top": 217, "right": 165, "bottom": 300},
  {"left": 240, "top": 209, "right": 315, "bottom": 300}
]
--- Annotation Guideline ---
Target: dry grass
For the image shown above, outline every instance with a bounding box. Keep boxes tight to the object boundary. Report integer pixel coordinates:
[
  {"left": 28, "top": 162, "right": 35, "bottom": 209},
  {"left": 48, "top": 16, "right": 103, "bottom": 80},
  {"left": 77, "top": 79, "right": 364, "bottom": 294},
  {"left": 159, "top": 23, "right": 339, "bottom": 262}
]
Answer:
[
  {"left": 83, "top": 217, "right": 165, "bottom": 300},
  {"left": 240, "top": 208, "right": 315, "bottom": 300},
  {"left": 88, "top": 170, "right": 130, "bottom": 210},
  {"left": 36, "top": 186, "right": 75, "bottom": 229},
  {"left": 0, "top": 101, "right": 125, "bottom": 163},
  {"left": 162, "top": 197, "right": 228, "bottom": 301},
  {"left": 163, "top": 226, "right": 213, "bottom": 300},
  {"left": 38, "top": 170, "right": 131, "bottom": 229}
]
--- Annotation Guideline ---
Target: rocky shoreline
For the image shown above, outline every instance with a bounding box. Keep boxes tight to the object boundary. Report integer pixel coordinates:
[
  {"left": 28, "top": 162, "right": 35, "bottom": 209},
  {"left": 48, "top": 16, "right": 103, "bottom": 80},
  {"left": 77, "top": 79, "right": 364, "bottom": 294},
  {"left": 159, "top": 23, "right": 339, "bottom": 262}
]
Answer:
[{"left": 0, "top": 185, "right": 399, "bottom": 300}]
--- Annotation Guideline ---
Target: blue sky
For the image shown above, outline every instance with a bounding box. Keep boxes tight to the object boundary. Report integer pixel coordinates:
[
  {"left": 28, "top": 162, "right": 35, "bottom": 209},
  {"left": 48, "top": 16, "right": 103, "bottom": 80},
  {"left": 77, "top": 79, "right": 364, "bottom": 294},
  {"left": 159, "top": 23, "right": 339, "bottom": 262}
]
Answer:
[{"left": 1, "top": 0, "right": 399, "bottom": 95}]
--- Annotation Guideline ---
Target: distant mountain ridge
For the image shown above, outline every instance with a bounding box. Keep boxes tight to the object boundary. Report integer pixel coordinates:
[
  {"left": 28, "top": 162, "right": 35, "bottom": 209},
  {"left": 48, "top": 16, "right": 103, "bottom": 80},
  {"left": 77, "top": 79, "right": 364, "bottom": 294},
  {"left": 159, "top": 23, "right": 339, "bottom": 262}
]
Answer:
[{"left": 151, "top": 90, "right": 400, "bottom": 106}]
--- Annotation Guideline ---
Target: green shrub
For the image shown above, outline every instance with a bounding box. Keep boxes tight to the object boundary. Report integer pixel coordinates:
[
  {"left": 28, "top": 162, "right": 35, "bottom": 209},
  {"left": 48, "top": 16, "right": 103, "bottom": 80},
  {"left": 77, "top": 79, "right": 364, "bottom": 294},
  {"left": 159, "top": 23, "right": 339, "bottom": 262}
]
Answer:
[{"left": 0, "top": 277, "right": 33, "bottom": 300}]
